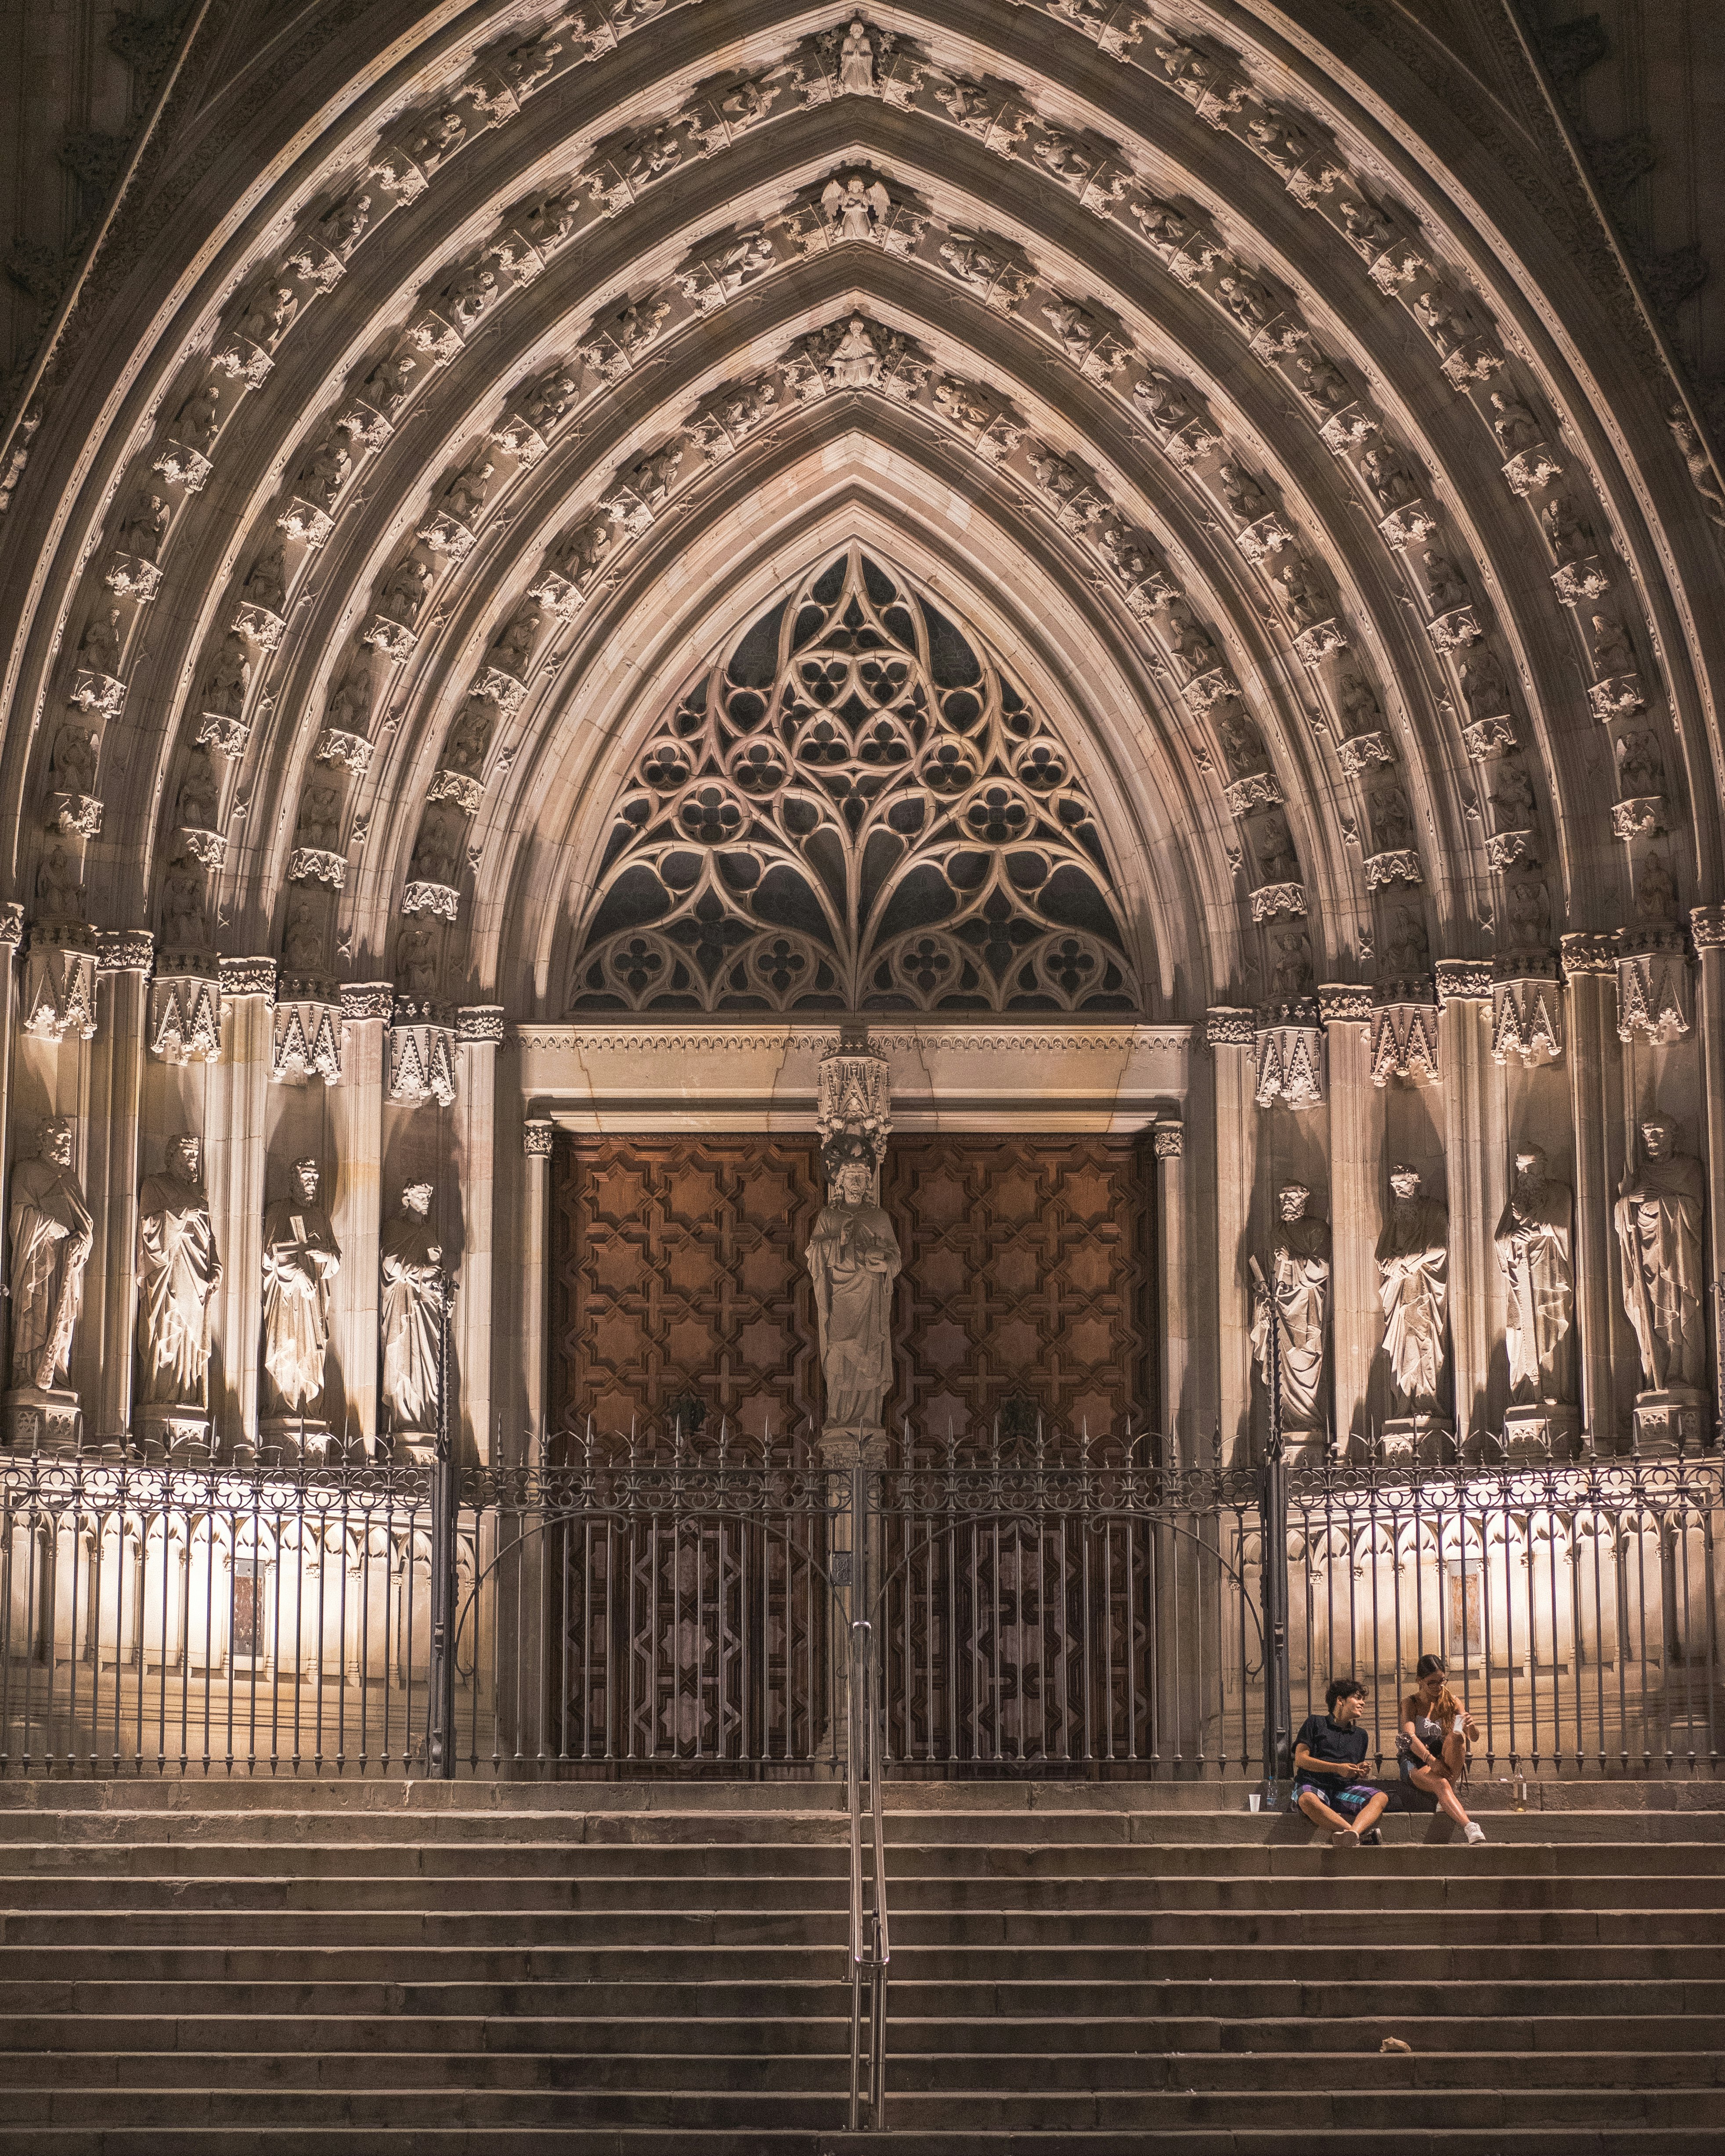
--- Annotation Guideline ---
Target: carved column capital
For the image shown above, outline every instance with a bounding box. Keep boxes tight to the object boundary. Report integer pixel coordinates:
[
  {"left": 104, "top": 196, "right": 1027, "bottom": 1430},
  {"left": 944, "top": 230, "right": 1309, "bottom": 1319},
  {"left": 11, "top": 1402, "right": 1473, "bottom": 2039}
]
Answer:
[
  {"left": 220, "top": 955, "right": 278, "bottom": 1002},
  {"left": 0, "top": 901, "right": 25, "bottom": 948},
  {"left": 523, "top": 1118, "right": 555, "bottom": 1157},
  {"left": 1689, "top": 905, "right": 1725, "bottom": 951},
  {"left": 1316, "top": 983, "right": 1372, "bottom": 1024},
  {"left": 98, "top": 928, "right": 155, "bottom": 974},
  {"left": 456, "top": 1003, "right": 507, "bottom": 1045},
  {"left": 1152, "top": 1122, "right": 1184, "bottom": 1160},
  {"left": 1435, "top": 958, "right": 1491, "bottom": 1006},
  {"left": 1205, "top": 1004, "right": 1255, "bottom": 1047},
  {"left": 340, "top": 980, "right": 395, "bottom": 1021},
  {"left": 1560, "top": 930, "right": 1617, "bottom": 976}
]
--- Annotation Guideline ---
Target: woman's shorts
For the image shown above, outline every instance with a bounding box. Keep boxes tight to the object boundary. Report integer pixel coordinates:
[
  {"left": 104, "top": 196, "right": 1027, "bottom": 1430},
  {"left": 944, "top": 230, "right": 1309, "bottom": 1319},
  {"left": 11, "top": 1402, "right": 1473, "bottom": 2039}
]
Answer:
[
  {"left": 1292, "top": 1777, "right": 1377, "bottom": 1817},
  {"left": 1399, "top": 1754, "right": 1448, "bottom": 1783}
]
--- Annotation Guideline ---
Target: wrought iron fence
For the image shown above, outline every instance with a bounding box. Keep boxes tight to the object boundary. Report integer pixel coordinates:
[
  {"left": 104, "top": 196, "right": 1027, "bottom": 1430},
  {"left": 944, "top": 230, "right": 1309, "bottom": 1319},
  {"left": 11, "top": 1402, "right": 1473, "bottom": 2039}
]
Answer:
[{"left": 3, "top": 1425, "right": 1721, "bottom": 1783}]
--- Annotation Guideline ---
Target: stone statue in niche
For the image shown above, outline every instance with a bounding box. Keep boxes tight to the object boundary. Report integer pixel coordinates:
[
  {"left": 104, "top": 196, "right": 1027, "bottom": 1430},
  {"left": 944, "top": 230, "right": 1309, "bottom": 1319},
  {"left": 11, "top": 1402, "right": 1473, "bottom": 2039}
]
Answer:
[
  {"left": 261, "top": 1157, "right": 342, "bottom": 1430},
  {"left": 805, "top": 1132, "right": 901, "bottom": 1448},
  {"left": 380, "top": 1181, "right": 454, "bottom": 1450},
  {"left": 1375, "top": 1165, "right": 1449, "bottom": 1426},
  {"left": 838, "top": 17, "right": 876, "bottom": 92},
  {"left": 7, "top": 1118, "right": 93, "bottom": 1398},
  {"left": 1615, "top": 1114, "right": 1708, "bottom": 1396},
  {"left": 1250, "top": 1183, "right": 1331, "bottom": 1440},
  {"left": 1494, "top": 1143, "right": 1576, "bottom": 1410},
  {"left": 137, "top": 1136, "right": 222, "bottom": 1431}
]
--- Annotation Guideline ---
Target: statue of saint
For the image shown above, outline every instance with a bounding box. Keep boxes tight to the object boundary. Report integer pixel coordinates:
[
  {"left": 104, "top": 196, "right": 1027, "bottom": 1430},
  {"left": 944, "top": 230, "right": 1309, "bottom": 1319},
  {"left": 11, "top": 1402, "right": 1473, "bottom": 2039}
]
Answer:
[
  {"left": 804, "top": 1133, "right": 900, "bottom": 1435},
  {"left": 137, "top": 1136, "right": 222, "bottom": 1407},
  {"left": 380, "top": 1181, "right": 454, "bottom": 1436},
  {"left": 261, "top": 1157, "right": 341, "bottom": 1415},
  {"left": 8, "top": 1119, "right": 94, "bottom": 1393},
  {"left": 1614, "top": 1114, "right": 1707, "bottom": 1392},
  {"left": 1250, "top": 1183, "right": 1331, "bottom": 1435},
  {"left": 1494, "top": 1144, "right": 1575, "bottom": 1404},
  {"left": 1375, "top": 1165, "right": 1448, "bottom": 1415},
  {"left": 838, "top": 18, "right": 876, "bottom": 94}
]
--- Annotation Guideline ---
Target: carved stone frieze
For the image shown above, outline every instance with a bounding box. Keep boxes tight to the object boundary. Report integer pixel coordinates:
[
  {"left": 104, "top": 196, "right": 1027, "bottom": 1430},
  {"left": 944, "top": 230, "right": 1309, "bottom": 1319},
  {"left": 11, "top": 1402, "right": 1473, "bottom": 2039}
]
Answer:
[
  {"left": 1560, "top": 931, "right": 1616, "bottom": 977},
  {"left": 1463, "top": 716, "right": 1519, "bottom": 761},
  {"left": 1615, "top": 927, "right": 1692, "bottom": 1044},
  {"left": 1223, "top": 771, "right": 1283, "bottom": 817},
  {"left": 1435, "top": 957, "right": 1490, "bottom": 1006},
  {"left": 1152, "top": 1122, "right": 1183, "bottom": 1160},
  {"left": 1254, "top": 1002, "right": 1325, "bottom": 1109},
  {"left": 22, "top": 923, "right": 99, "bottom": 1042},
  {"left": 98, "top": 929, "right": 153, "bottom": 974},
  {"left": 1337, "top": 731, "right": 1394, "bottom": 775},
  {"left": 195, "top": 714, "right": 250, "bottom": 760},
  {"left": 402, "top": 881, "right": 461, "bottom": 921},
  {"left": 219, "top": 956, "right": 276, "bottom": 1002},
  {"left": 314, "top": 728, "right": 373, "bottom": 775},
  {"left": 287, "top": 847, "right": 346, "bottom": 888},
  {"left": 1317, "top": 983, "right": 1373, "bottom": 1023},
  {"left": 1249, "top": 880, "right": 1306, "bottom": 921},
  {"left": 1491, "top": 963, "right": 1563, "bottom": 1066},
  {"left": 428, "top": 769, "right": 484, "bottom": 814},
  {"left": 1365, "top": 848, "right": 1423, "bottom": 889},
  {"left": 455, "top": 1005, "right": 507, "bottom": 1045},
  {"left": 272, "top": 977, "right": 343, "bottom": 1084},
  {"left": 523, "top": 1119, "right": 555, "bottom": 1157},
  {"left": 340, "top": 982, "right": 394, "bottom": 1022},
  {"left": 1205, "top": 1005, "right": 1256, "bottom": 1048},
  {"left": 1690, "top": 906, "right": 1725, "bottom": 952}
]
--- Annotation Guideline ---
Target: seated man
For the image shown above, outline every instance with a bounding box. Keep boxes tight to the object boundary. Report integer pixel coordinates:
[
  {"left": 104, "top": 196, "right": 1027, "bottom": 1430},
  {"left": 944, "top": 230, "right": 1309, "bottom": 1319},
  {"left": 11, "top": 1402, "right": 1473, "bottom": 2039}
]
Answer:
[{"left": 1292, "top": 1677, "right": 1389, "bottom": 1848}]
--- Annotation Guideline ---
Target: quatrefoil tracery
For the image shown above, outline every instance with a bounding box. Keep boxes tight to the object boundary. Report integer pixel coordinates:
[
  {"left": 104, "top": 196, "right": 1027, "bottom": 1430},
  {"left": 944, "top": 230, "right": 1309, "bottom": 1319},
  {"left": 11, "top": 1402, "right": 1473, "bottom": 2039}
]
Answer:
[{"left": 570, "top": 547, "right": 1137, "bottom": 1014}]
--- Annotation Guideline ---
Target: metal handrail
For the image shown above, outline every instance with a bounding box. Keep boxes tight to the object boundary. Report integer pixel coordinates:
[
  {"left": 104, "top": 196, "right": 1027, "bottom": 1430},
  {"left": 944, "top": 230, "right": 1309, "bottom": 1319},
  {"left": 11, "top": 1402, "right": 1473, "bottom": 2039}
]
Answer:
[{"left": 845, "top": 1465, "right": 890, "bottom": 2131}]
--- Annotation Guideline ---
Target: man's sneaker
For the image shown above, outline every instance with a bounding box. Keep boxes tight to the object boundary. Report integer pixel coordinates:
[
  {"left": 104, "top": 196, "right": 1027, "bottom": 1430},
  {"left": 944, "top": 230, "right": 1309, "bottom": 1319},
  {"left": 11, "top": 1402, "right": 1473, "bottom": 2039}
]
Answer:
[
  {"left": 1360, "top": 1827, "right": 1384, "bottom": 1846},
  {"left": 1464, "top": 1822, "right": 1487, "bottom": 1845},
  {"left": 1331, "top": 1827, "right": 1360, "bottom": 1849}
]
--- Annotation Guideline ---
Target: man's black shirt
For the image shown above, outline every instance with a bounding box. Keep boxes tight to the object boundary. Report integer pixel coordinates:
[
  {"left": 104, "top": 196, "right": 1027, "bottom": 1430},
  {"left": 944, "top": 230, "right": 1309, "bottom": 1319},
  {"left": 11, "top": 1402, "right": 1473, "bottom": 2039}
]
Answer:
[{"left": 1295, "top": 1712, "right": 1368, "bottom": 1777}]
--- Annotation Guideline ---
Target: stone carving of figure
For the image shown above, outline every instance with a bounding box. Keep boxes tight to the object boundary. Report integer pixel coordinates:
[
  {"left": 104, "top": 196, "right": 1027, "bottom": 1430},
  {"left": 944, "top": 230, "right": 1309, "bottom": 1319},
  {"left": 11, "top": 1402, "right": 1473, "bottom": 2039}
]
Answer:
[
  {"left": 1376, "top": 1166, "right": 1448, "bottom": 1415},
  {"left": 175, "top": 378, "right": 224, "bottom": 447},
  {"left": 37, "top": 846, "right": 86, "bottom": 919},
  {"left": 804, "top": 1133, "right": 901, "bottom": 1435},
  {"left": 381, "top": 1182, "right": 454, "bottom": 1435},
  {"left": 137, "top": 1136, "right": 222, "bottom": 1408},
  {"left": 821, "top": 171, "right": 891, "bottom": 242},
  {"left": 1590, "top": 613, "right": 1635, "bottom": 678},
  {"left": 395, "top": 921, "right": 440, "bottom": 998},
  {"left": 1250, "top": 1183, "right": 1332, "bottom": 1436},
  {"left": 261, "top": 1157, "right": 341, "bottom": 1415},
  {"left": 242, "top": 539, "right": 287, "bottom": 616},
  {"left": 79, "top": 606, "right": 123, "bottom": 676},
  {"left": 53, "top": 723, "right": 100, "bottom": 797},
  {"left": 1614, "top": 1114, "right": 1707, "bottom": 1393},
  {"left": 1494, "top": 1144, "right": 1575, "bottom": 1405},
  {"left": 282, "top": 892, "right": 324, "bottom": 971},
  {"left": 118, "top": 489, "right": 170, "bottom": 560},
  {"left": 8, "top": 1119, "right": 94, "bottom": 1394},
  {"left": 159, "top": 858, "right": 209, "bottom": 950},
  {"left": 838, "top": 18, "right": 876, "bottom": 93},
  {"left": 826, "top": 315, "right": 880, "bottom": 389},
  {"left": 204, "top": 632, "right": 251, "bottom": 716}
]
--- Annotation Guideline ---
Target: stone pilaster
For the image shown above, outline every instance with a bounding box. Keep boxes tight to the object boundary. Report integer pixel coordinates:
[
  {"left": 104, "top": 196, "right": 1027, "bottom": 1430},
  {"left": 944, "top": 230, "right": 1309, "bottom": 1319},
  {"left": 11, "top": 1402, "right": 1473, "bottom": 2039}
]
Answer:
[
  {"left": 1151, "top": 1122, "right": 1187, "bottom": 1454},
  {"left": 1562, "top": 932, "right": 1628, "bottom": 1449},
  {"left": 1436, "top": 963, "right": 1502, "bottom": 1443},
  {"left": 520, "top": 1118, "right": 554, "bottom": 1454},
  {"left": 329, "top": 983, "right": 391, "bottom": 1448},
  {"left": 1206, "top": 1008, "right": 1257, "bottom": 1459},
  {"left": 209, "top": 958, "right": 275, "bottom": 1453},
  {"left": 0, "top": 905, "right": 24, "bottom": 1375},
  {"left": 1319, "top": 988, "right": 1379, "bottom": 1453},
  {"left": 1690, "top": 906, "right": 1725, "bottom": 1407},
  {"left": 79, "top": 931, "right": 152, "bottom": 1442},
  {"left": 456, "top": 1006, "right": 504, "bottom": 1464}
]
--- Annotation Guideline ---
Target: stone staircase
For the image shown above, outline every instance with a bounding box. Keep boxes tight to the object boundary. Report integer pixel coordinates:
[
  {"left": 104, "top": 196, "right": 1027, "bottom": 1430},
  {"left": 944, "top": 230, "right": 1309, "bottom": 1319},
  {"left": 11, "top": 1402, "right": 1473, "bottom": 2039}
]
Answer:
[{"left": 0, "top": 1779, "right": 1721, "bottom": 2150}]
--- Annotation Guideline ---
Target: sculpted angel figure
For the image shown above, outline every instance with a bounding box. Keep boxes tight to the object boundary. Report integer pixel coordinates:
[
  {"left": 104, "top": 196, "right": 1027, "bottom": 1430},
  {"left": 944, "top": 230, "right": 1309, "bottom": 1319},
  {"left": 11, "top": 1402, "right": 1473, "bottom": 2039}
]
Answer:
[
  {"left": 821, "top": 172, "right": 891, "bottom": 242},
  {"left": 138, "top": 1136, "right": 222, "bottom": 1409},
  {"left": 805, "top": 1134, "right": 901, "bottom": 1435}
]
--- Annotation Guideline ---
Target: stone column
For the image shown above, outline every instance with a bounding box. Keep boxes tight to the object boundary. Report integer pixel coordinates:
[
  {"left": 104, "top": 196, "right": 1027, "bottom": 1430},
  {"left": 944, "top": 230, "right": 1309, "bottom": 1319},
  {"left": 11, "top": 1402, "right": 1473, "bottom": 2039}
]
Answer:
[
  {"left": 1691, "top": 909, "right": 1725, "bottom": 1378},
  {"left": 1206, "top": 1009, "right": 1257, "bottom": 1460},
  {"left": 1152, "top": 1121, "right": 1187, "bottom": 1455},
  {"left": 79, "top": 931, "right": 153, "bottom": 1443},
  {"left": 455, "top": 1006, "right": 504, "bottom": 1466},
  {"left": 1436, "top": 963, "right": 1502, "bottom": 1446},
  {"left": 520, "top": 1118, "right": 554, "bottom": 1452},
  {"left": 208, "top": 958, "right": 275, "bottom": 1454},
  {"left": 1320, "top": 991, "right": 1379, "bottom": 1455},
  {"left": 329, "top": 983, "right": 390, "bottom": 1450},
  {"left": 0, "top": 905, "right": 23, "bottom": 1307},
  {"left": 1561, "top": 933, "right": 1628, "bottom": 1449}
]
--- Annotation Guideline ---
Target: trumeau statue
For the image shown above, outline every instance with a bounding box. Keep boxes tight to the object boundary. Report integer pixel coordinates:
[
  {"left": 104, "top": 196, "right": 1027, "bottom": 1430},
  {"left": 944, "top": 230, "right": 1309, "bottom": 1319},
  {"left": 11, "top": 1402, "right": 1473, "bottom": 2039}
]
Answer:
[
  {"left": 805, "top": 1132, "right": 901, "bottom": 1440},
  {"left": 1251, "top": 1183, "right": 1331, "bottom": 1436},
  {"left": 1494, "top": 1143, "right": 1575, "bottom": 1405},
  {"left": 1375, "top": 1165, "right": 1448, "bottom": 1416},
  {"left": 137, "top": 1136, "right": 222, "bottom": 1408},
  {"left": 261, "top": 1157, "right": 341, "bottom": 1416},
  {"left": 1615, "top": 1114, "right": 1708, "bottom": 1394},
  {"left": 8, "top": 1119, "right": 93, "bottom": 1395},
  {"left": 380, "top": 1181, "right": 454, "bottom": 1439}
]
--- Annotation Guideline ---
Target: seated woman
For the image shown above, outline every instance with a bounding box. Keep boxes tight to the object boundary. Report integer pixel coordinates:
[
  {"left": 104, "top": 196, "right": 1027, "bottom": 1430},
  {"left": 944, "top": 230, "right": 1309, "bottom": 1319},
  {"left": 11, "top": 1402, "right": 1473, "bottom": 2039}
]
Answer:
[{"left": 1399, "top": 1653, "right": 1486, "bottom": 1844}]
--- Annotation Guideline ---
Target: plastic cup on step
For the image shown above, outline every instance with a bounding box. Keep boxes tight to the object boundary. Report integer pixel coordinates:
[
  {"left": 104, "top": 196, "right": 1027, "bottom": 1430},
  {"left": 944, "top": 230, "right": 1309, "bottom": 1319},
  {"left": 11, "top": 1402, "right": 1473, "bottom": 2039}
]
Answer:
[{"left": 1248, "top": 1792, "right": 1262, "bottom": 1812}]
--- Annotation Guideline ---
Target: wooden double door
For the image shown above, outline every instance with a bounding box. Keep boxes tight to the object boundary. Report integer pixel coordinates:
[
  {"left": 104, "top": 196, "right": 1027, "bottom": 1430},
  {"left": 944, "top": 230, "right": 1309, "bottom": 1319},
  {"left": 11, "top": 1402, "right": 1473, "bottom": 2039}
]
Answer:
[{"left": 549, "top": 1133, "right": 1158, "bottom": 1446}]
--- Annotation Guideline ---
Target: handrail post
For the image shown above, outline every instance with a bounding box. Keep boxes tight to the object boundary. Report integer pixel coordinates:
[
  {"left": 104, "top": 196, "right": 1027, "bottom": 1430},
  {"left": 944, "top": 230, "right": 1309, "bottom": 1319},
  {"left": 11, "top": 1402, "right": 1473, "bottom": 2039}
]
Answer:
[
  {"left": 426, "top": 1296, "right": 458, "bottom": 1779},
  {"left": 1259, "top": 1302, "right": 1292, "bottom": 1809}
]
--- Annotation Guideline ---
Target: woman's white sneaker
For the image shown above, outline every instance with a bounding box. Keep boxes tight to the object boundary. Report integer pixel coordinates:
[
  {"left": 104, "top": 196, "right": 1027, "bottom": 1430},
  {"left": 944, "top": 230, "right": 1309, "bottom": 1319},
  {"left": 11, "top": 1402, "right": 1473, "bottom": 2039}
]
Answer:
[{"left": 1464, "top": 1821, "right": 1487, "bottom": 1845}]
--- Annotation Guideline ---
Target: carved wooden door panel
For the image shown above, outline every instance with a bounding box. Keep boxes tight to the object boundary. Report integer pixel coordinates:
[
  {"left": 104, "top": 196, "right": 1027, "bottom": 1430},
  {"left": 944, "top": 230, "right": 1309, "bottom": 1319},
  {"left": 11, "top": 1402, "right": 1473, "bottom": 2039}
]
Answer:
[
  {"left": 882, "top": 1135, "right": 1156, "bottom": 1441},
  {"left": 550, "top": 1135, "right": 826, "bottom": 1441}
]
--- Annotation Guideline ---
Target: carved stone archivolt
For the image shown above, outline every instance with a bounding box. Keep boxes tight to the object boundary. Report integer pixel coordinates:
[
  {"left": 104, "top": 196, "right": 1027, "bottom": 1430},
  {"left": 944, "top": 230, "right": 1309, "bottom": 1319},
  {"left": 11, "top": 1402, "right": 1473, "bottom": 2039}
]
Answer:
[{"left": 568, "top": 548, "right": 1138, "bottom": 1015}]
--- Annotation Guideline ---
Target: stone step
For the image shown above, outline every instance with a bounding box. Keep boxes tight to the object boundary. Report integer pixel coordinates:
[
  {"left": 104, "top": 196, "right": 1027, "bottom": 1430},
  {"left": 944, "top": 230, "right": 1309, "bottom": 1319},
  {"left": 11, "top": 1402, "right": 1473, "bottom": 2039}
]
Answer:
[
  {"left": 4, "top": 2011, "right": 1718, "bottom": 2058},
  {"left": 1, "top": 2084, "right": 1720, "bottom": 2131},
  {"left": 7, "top": 2045, "right": 1722, "bottom": 2093},
  {"left": 7, "top": 1867, "right": 1724, "bottom": 1909},
  {"left": 0, "top": 2130, "right": 1718, "bottom": 2153},
  {"left": 2, "top": 1904, "right": 1714, "bottom": 1947}
]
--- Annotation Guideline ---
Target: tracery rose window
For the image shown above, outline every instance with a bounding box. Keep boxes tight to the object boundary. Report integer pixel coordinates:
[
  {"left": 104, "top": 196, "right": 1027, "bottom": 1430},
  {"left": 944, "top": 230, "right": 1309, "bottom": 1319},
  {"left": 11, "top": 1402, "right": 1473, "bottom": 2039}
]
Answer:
[{"left": 568, "top": 547, "right": 1140, "bottom": 1013}]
